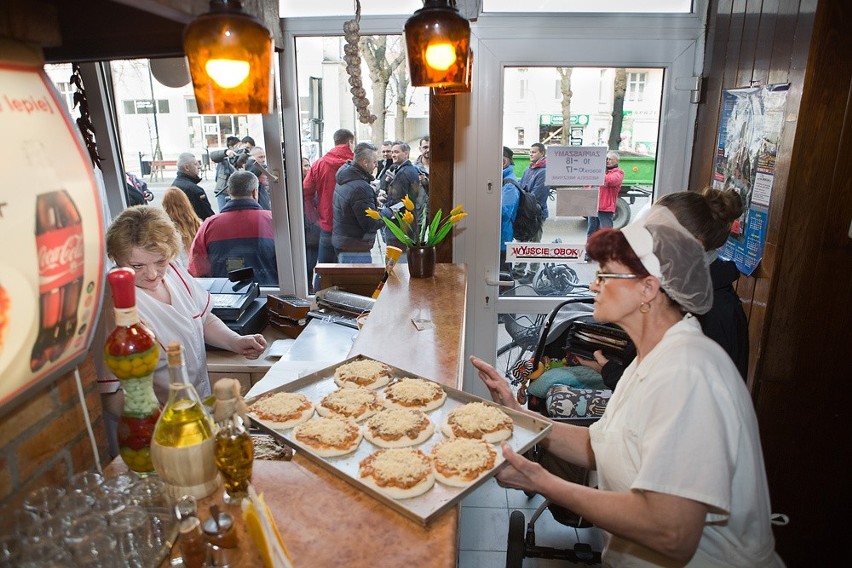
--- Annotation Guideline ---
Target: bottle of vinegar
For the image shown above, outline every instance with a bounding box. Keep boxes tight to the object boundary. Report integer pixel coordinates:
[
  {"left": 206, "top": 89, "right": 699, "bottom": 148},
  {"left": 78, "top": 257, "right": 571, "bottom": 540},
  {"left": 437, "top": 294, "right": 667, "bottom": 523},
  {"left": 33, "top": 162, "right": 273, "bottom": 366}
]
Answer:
[
  {"left": 150, "top": 342, "right": 219, "bottom": 499},
  {"left": 213, "top": 378, "right": 254, "bottom": 503}
]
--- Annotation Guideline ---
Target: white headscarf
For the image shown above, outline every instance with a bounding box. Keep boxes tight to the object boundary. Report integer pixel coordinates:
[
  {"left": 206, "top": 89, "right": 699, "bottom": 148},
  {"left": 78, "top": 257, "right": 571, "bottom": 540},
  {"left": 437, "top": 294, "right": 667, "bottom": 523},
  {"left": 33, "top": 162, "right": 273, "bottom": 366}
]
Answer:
[{"left": 621, "top": 206, "right": 713, "bottom": 314}]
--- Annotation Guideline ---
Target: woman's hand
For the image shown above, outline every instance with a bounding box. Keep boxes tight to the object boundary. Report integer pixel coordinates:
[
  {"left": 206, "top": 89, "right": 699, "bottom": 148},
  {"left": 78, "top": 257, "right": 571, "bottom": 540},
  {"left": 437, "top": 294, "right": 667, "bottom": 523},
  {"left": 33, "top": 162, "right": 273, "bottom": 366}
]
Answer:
[
  {"left": 494, "top": 443, "right": 546, "bottom": 492},
  {"left": 469, "top": 355, "right": 522, "bottom": 412},
  {"left": 234, "top": 334, "right": 267, "bottom": 359},
  {"left": 574, "top": 350, "right": 608, "bottom": 373}
]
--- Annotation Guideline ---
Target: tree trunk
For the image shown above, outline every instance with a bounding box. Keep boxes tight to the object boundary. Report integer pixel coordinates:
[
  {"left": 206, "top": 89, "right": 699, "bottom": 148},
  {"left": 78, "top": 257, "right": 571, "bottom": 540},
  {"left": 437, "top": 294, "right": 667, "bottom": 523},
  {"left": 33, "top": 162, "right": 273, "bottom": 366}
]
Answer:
[
  {"left": 394, "top": 64, "right": 409, "bottom": 142},
  {"left": 557, "top": 67, "right": 573, "bottom": 145},
  {"left": 359, "top": 35, "right": 406, "bottom": 145},
  {"left": 608, "top": 68, "right": 627, "bottom": 150}
]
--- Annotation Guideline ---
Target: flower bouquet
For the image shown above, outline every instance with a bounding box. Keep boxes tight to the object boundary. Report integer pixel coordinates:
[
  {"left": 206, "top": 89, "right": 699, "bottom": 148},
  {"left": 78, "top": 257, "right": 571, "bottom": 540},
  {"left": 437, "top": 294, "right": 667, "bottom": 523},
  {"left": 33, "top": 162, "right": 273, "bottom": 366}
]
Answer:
[{"left": 365, "top": 195, "right": 468, "bottom": 248}]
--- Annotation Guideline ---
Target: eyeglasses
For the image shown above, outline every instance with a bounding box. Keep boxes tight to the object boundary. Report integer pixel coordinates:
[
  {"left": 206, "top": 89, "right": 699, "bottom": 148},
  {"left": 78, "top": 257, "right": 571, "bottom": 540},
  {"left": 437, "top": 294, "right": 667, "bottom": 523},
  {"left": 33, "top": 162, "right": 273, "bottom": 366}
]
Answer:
[{"left": 594, "top": 271, "right": 639, "bottom": 285}]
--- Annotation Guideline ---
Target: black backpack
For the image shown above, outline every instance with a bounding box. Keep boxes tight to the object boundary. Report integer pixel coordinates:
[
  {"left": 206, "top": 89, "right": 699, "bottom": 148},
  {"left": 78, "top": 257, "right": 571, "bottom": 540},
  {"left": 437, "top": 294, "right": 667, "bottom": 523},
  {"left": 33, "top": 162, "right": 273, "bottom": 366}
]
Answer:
[{"left": 505, "top": 178, "right": 545, "bottom": 242}]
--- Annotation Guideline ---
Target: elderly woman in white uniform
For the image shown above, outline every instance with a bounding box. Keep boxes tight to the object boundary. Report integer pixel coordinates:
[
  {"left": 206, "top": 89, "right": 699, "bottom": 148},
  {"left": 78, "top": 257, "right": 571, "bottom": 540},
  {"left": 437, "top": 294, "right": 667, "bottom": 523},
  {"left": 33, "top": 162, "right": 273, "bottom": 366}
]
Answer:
[
  {"left": 97, "top": 207, "right": 266, "bottom": 429},
  {"left": 472, "top": 206, "right": 782, "bottom": 567}
]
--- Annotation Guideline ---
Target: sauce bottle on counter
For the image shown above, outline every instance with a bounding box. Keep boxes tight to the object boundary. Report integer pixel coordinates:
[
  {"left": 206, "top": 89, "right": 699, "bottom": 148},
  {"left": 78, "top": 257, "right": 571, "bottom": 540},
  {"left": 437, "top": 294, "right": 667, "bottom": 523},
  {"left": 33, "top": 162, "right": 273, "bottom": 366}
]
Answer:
[
  {"left": 150, "top": 342, "right": 219, "bottom": 499},
  {"left": 212, "top": 378, "right": 254, "bottom": 504},
  {"left": 176, "top": 495, "right": 206, "bottom": 568}
]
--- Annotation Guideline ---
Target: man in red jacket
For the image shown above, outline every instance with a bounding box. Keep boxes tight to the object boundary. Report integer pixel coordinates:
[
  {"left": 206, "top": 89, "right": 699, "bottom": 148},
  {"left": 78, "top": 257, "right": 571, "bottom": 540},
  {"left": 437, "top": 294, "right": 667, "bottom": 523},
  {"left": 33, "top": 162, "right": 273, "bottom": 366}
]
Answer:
[{"left": 303, "top": 128, "right": 355, "bottom": 285}]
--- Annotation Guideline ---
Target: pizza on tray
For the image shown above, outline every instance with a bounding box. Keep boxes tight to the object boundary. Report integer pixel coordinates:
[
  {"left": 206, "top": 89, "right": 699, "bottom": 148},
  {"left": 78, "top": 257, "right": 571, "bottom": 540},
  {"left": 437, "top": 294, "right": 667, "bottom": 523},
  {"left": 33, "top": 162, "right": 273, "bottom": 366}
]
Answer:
[
  {"left": 249, "top": 392, "right": 314, "bottom": 429},
  {"left": 333, "top": 358, "right": 394, "bottom": 390},
  {"left": 359, "top": 448, "right": 435, "bottom": 499},
  {"left": 316, "top": 387, "right": 384, "bottom": 422},
  {"left": 293, "top": 416, "right": 363, "bottom": 458},
  {"left": 431, "top": 438, "right": 502, "bottom": 488},
  {"left": 383, "top": 377, "right": 447, "bottom": 412},
  {"left": 363, "top": 408, "right": 435, "bottom": 448},
  {"left": 441, "top": 401, "right": 514, "bottom": 443}
]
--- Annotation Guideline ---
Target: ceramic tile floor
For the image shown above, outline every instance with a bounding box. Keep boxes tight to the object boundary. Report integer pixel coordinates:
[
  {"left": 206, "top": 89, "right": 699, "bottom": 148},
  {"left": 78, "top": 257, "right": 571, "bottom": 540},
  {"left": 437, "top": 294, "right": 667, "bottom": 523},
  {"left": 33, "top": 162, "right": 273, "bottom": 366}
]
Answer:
[{"left": 457, "top": 478, "right": 604, "bottom": 568}]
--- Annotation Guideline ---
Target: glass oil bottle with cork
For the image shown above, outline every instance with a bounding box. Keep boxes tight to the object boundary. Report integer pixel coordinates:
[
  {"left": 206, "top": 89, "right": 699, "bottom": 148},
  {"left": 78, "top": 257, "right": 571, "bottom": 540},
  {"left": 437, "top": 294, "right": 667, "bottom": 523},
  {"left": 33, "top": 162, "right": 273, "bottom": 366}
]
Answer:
[
  {"left": 212, "top": 378, "right": 254, "bottom": 503},
  {"left": 150, "top": 342, "right": 219, "bottom": 499}
]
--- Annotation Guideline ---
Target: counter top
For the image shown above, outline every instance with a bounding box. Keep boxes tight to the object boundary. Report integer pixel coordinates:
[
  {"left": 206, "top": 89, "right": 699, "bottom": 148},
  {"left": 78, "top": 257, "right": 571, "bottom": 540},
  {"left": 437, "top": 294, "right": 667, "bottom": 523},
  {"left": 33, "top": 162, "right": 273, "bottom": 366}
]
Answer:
[
  {"left": 350, "top": 263, "right": 468, "bottom": 390},
  {"left": 168, "top": 263, "right": 467, "bottom": 567}
]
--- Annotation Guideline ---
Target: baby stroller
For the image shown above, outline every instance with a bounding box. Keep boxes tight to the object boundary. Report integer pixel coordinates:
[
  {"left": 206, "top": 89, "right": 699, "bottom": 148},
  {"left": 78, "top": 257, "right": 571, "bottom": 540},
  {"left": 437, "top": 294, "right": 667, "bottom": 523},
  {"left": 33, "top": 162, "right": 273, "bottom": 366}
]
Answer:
[{"left": 506, "top": 298, "right": 633, "bottom": 567}]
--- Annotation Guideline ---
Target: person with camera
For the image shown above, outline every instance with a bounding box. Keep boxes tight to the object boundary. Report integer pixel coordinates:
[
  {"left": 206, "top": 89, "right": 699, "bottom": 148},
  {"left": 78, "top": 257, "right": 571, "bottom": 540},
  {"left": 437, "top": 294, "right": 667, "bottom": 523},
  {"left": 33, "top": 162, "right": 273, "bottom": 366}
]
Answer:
[{"left": 210, "top": 136, "right": 246, "bottom": 211}]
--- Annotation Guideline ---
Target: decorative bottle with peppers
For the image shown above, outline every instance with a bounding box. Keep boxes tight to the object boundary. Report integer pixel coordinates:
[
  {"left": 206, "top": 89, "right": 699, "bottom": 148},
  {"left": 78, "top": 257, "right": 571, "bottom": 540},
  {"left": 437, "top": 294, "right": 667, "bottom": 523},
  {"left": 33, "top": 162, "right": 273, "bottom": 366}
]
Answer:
[
  {"left": 151, "top": 342, "right": 219, "bottom": 499},
  {"left": 102, "top": 267, "right": 161, "bottom": 474}
]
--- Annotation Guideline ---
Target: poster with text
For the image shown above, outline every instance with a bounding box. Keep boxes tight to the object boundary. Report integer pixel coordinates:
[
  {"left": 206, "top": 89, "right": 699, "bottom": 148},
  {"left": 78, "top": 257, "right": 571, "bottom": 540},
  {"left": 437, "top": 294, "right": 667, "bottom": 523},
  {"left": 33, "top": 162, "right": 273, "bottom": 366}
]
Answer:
[
  {"left": 545, "top": 146, "right": 607, "bottom": 187},
  {"left": 712, "top": 84, "right": 788, "bottom": 275},
  {"left": 0, "top": 61, "right": 105, "bottom": 412}
]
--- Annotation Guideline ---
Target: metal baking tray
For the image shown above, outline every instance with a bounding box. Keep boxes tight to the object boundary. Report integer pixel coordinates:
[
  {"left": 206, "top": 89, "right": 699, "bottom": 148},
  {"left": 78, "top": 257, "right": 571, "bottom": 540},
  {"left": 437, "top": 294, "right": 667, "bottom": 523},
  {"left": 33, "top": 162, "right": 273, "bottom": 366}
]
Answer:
[{"left": 245, "top": 355, "right": 552, "bottom": 526}]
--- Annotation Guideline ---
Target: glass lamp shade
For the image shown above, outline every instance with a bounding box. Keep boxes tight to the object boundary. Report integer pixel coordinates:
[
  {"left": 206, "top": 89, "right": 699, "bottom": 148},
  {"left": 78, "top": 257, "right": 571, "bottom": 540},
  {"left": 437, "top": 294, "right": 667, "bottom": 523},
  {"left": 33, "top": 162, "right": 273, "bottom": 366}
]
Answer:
[
  {"left": 183, "top": 1, "right": 274, "bottom": 114},
  {"left": 404, "top": 0, "right": 471, "bottom": 88},
  {"left": 432, "top": 48, "right": 473, "bottom": 96}
]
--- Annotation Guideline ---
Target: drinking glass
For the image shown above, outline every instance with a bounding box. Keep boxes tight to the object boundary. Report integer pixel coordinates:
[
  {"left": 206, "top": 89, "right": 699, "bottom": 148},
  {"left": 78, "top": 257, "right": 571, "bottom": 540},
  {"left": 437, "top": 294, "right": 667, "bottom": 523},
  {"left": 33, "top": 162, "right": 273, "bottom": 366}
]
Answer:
[
  {"left": 15, "top": 540, "right": 71, "bottom": 567},
  {"left": 22, "top": 486, "right": 65, "bottom": 520},
  {"left": 91, "top": 492, "right": 128, "bottom": 522},
  {"left": 54, "top": 492, "right": 95, "bottom": 522},
  {"left": 129, "top": 477, "right": 172, "bottom": 510},
  {"left": 64, "top": 513, "right": 108, "bottom": 546},
  {"left": 68, "top": 533, "right": 119, "bottom": 568},
  {"left": 68, "top": 471, "right": 104, "bottom": 494},
  {"left": 111, "top": 506, "right": 154, "bottom": 566},
  {"left": 99, "top": 472, "right": 137, "bottom": 496}
]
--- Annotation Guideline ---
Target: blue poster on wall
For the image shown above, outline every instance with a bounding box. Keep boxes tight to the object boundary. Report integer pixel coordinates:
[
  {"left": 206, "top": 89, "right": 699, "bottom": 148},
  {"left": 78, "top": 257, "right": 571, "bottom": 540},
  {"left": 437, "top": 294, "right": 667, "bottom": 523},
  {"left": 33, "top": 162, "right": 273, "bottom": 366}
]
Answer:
[{"left": 712, "top": 84, "right": 788, "bottom": 275}]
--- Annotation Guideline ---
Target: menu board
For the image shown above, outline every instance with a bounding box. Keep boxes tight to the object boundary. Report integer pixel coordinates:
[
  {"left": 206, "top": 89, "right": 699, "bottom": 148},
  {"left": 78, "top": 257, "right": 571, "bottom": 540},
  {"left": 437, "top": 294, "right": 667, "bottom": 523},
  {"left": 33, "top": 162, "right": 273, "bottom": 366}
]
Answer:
[{"left": 0, "top": 61, "right": 105, "bottom": 412}]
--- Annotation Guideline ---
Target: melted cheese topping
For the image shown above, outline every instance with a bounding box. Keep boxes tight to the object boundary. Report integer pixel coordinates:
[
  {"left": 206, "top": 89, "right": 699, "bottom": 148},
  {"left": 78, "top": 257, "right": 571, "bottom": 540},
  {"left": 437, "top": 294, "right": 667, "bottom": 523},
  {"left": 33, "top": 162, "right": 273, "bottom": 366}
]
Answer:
[
  {"left": 384, "top": 378, "right": 445, "bottom": 406},
  {"left": 447, "top": 402, "right": 513, "bottom": 437},
  {"left": 334, "top": 359, "right": 392, "bottom": 386},
  {"left": 360, "top": 448, "right": 432, "bottom": 486},
  {"left": 251, "top": 392, "right": 312, "bottom": 421},
  {"left": 367, "top": 408, "right": 430, "bottom": 439},
  {"left": 295, "top": 417, "right": 359, "bottom": 447},
  {"left": 432, "top": 438, "right": 497, "bottom": 478},
  {"left": 319, "top": 388, "right": 381, "bottom": 418}
]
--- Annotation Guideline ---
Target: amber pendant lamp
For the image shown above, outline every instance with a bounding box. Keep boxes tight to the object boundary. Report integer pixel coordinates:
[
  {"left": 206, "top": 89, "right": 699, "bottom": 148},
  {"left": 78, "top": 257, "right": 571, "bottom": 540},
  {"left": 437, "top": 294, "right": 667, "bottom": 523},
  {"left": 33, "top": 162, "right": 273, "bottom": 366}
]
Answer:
[
  {"left": 183, "top": 0, "right": 274, "bottom": 114},
  {"left": 405, "top": 0, "right": 471, "bottom": 89}
]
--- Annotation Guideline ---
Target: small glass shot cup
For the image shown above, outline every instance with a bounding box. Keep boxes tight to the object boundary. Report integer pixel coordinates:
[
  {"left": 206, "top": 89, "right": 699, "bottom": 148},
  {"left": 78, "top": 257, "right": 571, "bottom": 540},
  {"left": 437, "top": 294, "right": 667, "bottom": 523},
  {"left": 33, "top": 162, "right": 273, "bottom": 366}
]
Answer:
[
  {"left": 22, "top": 485, "right": 66, "bottom": 520},
  {"left": 68, "top": 532, "right": 119, "bottom": 568},
  {"left": 69, "top": 471, "right": 104, "bottom": 494},
  {"left": 111, "top": 506, "right": 155, "bottom": 566}
]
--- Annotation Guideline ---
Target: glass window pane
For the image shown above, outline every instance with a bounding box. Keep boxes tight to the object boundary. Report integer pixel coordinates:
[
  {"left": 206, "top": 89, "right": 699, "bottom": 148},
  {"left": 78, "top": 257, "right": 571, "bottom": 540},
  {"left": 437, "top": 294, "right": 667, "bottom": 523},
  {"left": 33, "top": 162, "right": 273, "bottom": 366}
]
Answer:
[
  {"left": 483, "top": 0, "right": 693, "bottom": 13},
  {"left": 294, "top": 34, "right": 430, "bottom": 293},
  {"left": 500, "top": 66, "right": 660, "bottom": 295},
  {"left": 279, "top": 0, "right": 423, "bottom": 17}
]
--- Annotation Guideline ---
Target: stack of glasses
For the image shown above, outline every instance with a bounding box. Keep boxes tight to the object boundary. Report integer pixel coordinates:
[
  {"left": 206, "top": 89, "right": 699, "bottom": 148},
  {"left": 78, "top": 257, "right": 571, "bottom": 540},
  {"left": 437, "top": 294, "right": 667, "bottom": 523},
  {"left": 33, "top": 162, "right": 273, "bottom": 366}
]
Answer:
[{"left": 0, "top": 471, "right": 178, "bottom": 567}]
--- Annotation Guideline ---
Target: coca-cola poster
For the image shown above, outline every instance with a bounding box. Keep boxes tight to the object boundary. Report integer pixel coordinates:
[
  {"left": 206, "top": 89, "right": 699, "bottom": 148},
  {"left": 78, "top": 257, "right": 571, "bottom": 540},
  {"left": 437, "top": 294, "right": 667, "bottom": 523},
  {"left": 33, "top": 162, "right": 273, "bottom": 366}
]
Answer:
[{"left": 0, "top": 61, "right": 105, "bottom": 410}]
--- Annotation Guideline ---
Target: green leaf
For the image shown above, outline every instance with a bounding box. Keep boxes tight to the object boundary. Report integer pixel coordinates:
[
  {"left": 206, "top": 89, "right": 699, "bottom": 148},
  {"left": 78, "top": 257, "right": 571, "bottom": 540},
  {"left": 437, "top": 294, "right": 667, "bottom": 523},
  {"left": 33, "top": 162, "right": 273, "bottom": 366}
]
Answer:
[
  {"left": 428, "top": 222, "right": 454, "bottom": 246},
  {"left": 382, "top": 217, "right": 413, "bottom": 246}
]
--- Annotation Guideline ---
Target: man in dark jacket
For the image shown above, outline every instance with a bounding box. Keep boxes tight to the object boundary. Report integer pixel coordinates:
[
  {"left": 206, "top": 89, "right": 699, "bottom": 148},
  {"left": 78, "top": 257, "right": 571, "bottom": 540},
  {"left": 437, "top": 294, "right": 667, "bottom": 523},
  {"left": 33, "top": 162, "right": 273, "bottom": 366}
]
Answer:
[
  {"left": 209, "top": 136, "right": 242, "bottom": 211},
  {"left": 382, "top": 141, "right": 427, "bottom": 249},
  {"left": 332, "top": 143, "right": 384, "bottom": 260},
  {"left": 172, "top": 152, "right": 214, "bottom": 220},
  {"left": 513, "top": 142, "right": 551, "bottom": 281},
  {"left": 188, "top": 170, "right": 278, "bottom": 285}
]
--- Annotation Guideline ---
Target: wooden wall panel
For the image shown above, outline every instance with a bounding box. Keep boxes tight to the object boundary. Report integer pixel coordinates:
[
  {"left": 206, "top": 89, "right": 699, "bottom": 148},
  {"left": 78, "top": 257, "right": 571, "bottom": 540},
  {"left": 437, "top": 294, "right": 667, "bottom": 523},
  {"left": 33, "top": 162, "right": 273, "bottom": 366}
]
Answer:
[
  {"left": 692, "top": 0, "right": 851, "bottom": 563},
  {"left": 430, "top": 94, "right": 457, "bottom": 263}
]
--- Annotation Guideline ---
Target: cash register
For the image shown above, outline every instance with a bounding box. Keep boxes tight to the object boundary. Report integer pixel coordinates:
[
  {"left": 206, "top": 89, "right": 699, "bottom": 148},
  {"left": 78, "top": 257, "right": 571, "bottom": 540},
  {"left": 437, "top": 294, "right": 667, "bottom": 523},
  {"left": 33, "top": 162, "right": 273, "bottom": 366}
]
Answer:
[{"left": 196, "top": 267, "right": 268, "bottom": 336}]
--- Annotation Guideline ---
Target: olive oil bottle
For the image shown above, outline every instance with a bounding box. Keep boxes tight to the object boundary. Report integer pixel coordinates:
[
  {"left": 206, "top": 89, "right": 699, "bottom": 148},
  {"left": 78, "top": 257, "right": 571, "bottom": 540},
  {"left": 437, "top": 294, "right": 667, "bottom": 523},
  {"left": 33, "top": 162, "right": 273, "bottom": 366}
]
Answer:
[
  {"left": 213, "top": 378, "right": 254, "bottom": 503},
  {"left": 150, "top": 342, "right": 219, "bottom": 499}
]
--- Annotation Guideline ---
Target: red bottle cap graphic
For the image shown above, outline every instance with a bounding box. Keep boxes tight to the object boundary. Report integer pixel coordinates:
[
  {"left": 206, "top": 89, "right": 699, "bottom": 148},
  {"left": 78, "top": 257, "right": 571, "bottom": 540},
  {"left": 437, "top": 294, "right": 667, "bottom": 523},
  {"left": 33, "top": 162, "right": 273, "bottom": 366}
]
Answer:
[{"left": 107, "top": 267, "right": 136, "bottom": 309}]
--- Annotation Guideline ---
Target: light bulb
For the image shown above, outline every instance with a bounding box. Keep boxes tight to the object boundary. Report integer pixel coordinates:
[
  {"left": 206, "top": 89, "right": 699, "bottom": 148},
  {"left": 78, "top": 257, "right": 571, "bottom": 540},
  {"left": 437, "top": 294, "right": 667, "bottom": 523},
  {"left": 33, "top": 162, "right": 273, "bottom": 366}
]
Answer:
[
  {"left": 205, "top": 59, "right": 251, "bottom": 88},
  {"left": 425, "top": 43, "right": 456, "bottom": 71}
]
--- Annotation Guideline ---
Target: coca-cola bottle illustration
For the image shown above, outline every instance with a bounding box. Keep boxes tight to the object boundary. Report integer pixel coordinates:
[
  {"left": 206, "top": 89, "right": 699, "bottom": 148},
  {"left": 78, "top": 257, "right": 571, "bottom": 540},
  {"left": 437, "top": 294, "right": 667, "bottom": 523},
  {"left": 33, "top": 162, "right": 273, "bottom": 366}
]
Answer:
[{"left": 31, "top": 190, "right": 84, "bottom": 372}]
